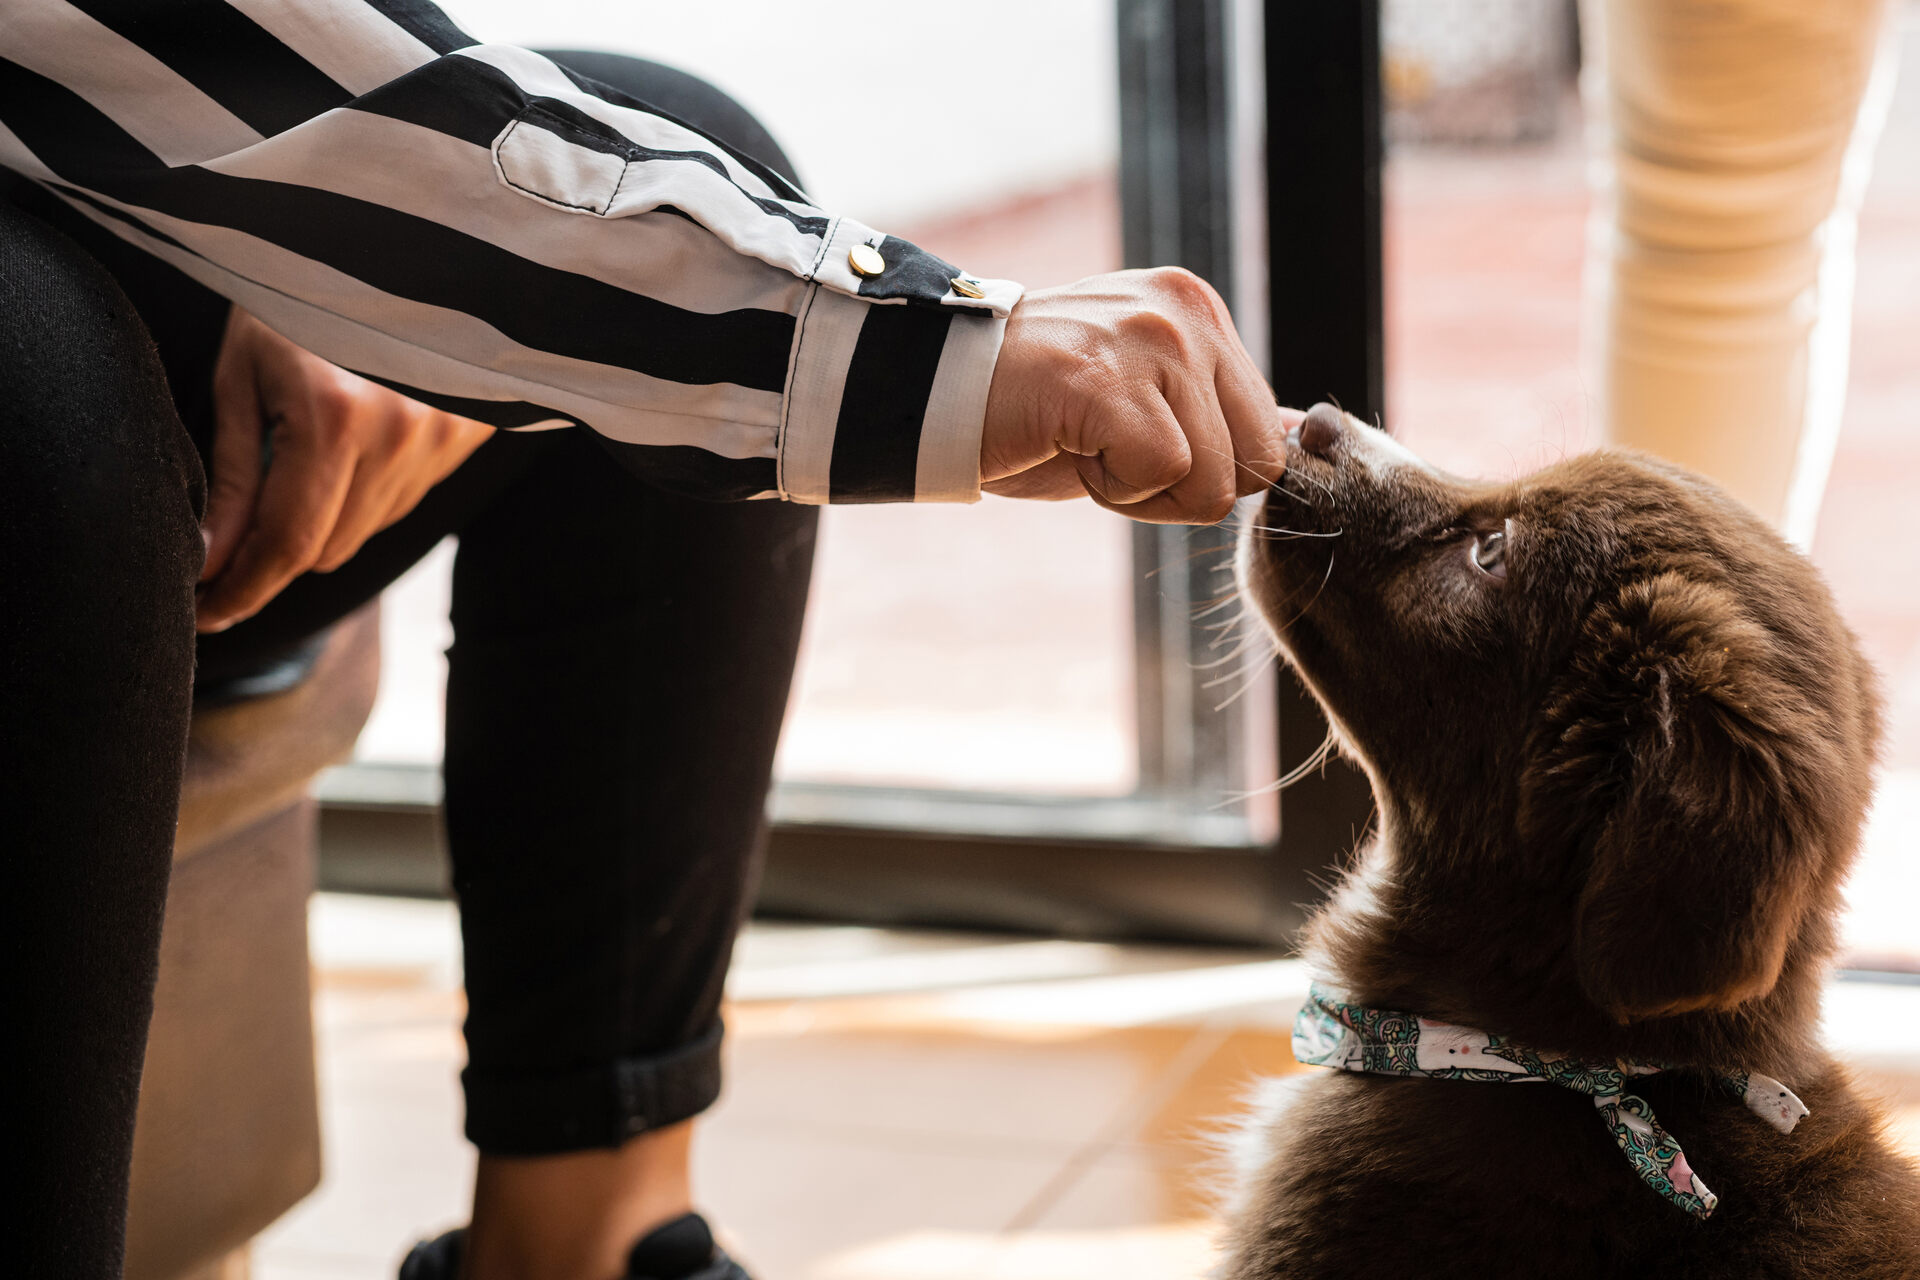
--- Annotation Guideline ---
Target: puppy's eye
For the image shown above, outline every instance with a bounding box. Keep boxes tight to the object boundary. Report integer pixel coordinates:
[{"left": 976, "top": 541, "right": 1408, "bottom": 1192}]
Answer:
[{"left": 1471, "top": 527, "right": 1508, "bottom": 579}]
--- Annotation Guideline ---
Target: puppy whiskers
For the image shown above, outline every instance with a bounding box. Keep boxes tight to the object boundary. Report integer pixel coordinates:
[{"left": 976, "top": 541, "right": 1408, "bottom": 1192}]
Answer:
[
  {"left": 1144, "top": 542, "right": 1238, "bottom": 580},
  {"left": 1273, "top": 547, "right": 1337, "bottom": 632},
  {"left": 1279, "top": 469, "right": 1335, "bottom": 503},
  {"left": 1193, "top": 442, "right": 1288, "bottom": 491},
  {"left": 1190, "top": 593, "right": 1245, "bottom": 620},
  {"left": 1211, "top": 722, "right": 1338, "bottom": 806},
  {"left": 1243, "top": 524, "right": 1344, "bottom": 539}
]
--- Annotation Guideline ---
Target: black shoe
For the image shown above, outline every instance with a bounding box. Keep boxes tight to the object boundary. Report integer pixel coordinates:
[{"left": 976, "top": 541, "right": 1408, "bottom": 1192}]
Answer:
[{"left": 399, "top": 1212, "right": 752, "bottom": 1280}]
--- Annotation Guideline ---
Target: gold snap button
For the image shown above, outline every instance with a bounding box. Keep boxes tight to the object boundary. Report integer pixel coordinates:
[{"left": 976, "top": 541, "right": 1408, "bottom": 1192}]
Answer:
[
  {"left": 950, "top": 276, "right": 985, "bottom": 299},
  {"left": 848, "top": 243, "right": 885, "bottom": 278}
]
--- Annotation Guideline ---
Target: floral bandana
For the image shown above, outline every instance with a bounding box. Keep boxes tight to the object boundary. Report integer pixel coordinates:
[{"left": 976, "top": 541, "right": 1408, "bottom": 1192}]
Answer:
[{"left": 1292, "top": 984, "right": 1808, "bottom": 1219}]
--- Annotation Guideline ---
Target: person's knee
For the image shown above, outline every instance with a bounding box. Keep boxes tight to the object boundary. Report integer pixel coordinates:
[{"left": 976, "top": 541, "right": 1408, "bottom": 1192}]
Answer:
[
  {"left": 0, "top": 201, "right": 205, "bottom": 593},
  {"left": 540, "top": 49, "right": 804, "bottom": 188}
]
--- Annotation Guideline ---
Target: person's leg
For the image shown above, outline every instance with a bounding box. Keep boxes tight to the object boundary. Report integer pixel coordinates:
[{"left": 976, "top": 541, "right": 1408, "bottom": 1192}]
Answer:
[
  {"left": 213, "top": 318, "right": 813, "bottom": 1280},
  {"left": 0, "top": 199, "right": 206, "bottom": 1279},
  {"left": 447, "top": 427, "right": 815, "bottom": 1280},
  {"left": 442, "top": 52, "right": 818, "bottom": 1280},
  {"left": 1582, "top": 0, "right": 1897, "bottom": 542}
]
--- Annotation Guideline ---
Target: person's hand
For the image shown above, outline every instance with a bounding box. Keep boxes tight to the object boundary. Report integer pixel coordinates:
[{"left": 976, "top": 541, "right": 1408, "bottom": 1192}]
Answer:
[
  {"left": 196, "top": 308, "right": 495, "bottom": 632},
  {"left": 980, "top": 268, "right": 1301, "bottom": 521}
]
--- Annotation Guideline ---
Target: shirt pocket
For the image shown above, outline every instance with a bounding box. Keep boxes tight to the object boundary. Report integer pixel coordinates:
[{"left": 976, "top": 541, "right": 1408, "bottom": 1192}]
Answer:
[{"left": 491, "top": 102, "right": 631, "bottom": 217}]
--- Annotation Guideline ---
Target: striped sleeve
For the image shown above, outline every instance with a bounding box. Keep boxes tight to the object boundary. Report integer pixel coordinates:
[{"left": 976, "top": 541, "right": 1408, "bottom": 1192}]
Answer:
[{"left": 0, "top": 0, "right": 1023, "bottom": 503}]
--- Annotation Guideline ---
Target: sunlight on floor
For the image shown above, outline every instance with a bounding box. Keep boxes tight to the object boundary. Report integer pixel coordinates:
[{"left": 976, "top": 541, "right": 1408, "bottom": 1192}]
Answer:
[
  {"left": 255, "top": 896, "right": 1920, "bottom": 1280},
  {"left": 810, "top": 1225, "right": 1216, "bottom": 1280}
]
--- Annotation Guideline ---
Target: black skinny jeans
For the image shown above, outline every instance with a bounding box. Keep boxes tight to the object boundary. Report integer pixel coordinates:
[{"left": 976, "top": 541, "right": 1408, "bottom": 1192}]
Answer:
[{"left": 0, "top": 53, "right": 815, "bottom": 1278}]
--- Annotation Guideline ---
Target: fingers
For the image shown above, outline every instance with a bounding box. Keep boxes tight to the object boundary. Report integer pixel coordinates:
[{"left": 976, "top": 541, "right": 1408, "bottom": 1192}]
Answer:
[
  {"left": 1215, "top": 345, "right": 1292, "bottom": 495},
  {"left": 1069, "top": 397, "right": 1192, "bottom": 510},
  {"left": 980, "top": 451, "right": 1087, "bottom": 500},
  {"left": 197, "top": 308, "right": 499, "bottom": 630},
  {"left": 1081, "top": 378, "right": 1238, "bottom": 525},
  {"left": 313, "top": 411, "right": 405, "bottom": 573},
  {"left": 201, "top": 317, "right": 266, "bottom": 585},
  {"left": 310, "top": 411, "right": 492, "bottom": 570},
  {"left": 1155, "top": 371, "right": 1239, "bottom": 519},
  {"left": 981, "top": 267, "right": 1300, "bottom": 522},
  {"left": 311, "top": 458, "right": 393, "bottom": 573},
  {"left": 195, "top": 392, "right": 355, "bottom": 632}
]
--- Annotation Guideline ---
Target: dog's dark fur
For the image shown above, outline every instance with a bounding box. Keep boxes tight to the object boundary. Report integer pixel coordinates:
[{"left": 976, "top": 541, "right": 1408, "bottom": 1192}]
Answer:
[{"left": 1223, "top": 405, "right": 1920, "bottom": 1278}]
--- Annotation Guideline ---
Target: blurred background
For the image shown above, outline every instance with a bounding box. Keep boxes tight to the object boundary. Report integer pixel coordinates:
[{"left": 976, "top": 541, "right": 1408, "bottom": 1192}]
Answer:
[{"left": 273, "top": 2, "right": 1920, "bottom": 1277}]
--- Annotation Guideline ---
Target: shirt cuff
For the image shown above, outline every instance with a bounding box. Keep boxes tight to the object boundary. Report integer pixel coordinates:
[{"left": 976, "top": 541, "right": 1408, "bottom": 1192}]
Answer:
[
  {"left": 778, "top": 275, "right": 1017, "bottom": 505},
  {"left": 812, "top": 214, "right": 1023, "bottom": 318}
]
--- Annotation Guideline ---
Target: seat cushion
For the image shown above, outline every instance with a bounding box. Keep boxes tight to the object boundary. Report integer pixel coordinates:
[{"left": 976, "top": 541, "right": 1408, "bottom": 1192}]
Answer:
[
  {"left": 126, "top": 799, "right": 325, "bottom": 1280},
  {"left": 177, "top": 604, "right": 381, "bottom": 857}
]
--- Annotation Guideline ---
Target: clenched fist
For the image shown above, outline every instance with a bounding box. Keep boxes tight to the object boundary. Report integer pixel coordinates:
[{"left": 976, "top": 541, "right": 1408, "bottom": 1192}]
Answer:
[{"left": 980, "top": 267, "right": 1298, "bottom": 522}]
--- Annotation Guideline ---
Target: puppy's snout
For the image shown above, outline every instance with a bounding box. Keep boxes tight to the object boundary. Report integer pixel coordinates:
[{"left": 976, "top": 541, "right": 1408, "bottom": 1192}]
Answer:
[{"left": 1297, "top": 403, "right": 1345, "bottom": 460}]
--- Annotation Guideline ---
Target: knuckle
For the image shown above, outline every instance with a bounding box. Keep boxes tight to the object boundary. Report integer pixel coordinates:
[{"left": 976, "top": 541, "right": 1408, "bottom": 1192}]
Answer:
[
  {"left": 263, "top": 527, "right": 324, "bottom": 572},
  {"left": 1117, "top": 306, "right": 1187, "bottom": 353},
  {"left": 1152, "top": 266, "right": 1229, "bottom": 332},
  {"left": 308, "top": 415, "right": 350, "bottom": 452},
  {"left": 424, "top": 414, "right": 463, "bottom": 454},
  {"left": 311, "top": 378, "right": 359, "bottom": 427},
  {"left": 445, "top": 415, "right": 486, "bottom": 449},
  {"left": 1140, "top": 450, "right": 1190, "bottom": 493},
  {"left": 291, "top": 527, "right": 329, "bottom": 565},
  {"left": 1151, "top": 265, "right": 1213, "bottom": 307},
  {"left": 362, "top": 431, "right": 404, "bottom": 466}
]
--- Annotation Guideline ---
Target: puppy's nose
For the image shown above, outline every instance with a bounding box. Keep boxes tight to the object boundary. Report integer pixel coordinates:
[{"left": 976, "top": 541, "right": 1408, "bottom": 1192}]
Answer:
[{"left": 1297, "top": 402, "right": 1345, "bottom": 459}]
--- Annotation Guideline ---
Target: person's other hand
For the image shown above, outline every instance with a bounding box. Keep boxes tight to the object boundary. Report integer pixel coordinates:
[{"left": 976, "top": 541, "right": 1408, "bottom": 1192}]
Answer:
[
  {"left": 980, "top": 268, "right": 1301, "bottom": 521},
  {"left": 196, "top": 308, "right": 495, "bottom": 632}
]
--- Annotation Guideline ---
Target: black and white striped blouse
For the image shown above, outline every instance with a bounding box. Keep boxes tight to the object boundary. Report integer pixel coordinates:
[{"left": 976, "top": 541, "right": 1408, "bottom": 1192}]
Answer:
[{"left": 0, "top": 0, "right": 1022, "bottom": 503}]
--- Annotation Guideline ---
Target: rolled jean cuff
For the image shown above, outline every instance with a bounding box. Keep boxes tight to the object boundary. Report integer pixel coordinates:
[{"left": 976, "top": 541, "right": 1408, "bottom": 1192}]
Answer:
[{"left": 462, "top": 1020, "right": 724, "bottom": 1155}]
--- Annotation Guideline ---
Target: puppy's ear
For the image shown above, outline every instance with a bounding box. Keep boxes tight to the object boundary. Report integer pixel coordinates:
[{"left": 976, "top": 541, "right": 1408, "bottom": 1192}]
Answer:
[{"left": 1524, "top": 573, "right": 1834, "bottom": 1021}]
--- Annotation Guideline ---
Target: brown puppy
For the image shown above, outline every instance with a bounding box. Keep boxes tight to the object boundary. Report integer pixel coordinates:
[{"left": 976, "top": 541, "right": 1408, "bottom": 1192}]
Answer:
[{"left": 1222, "top": 404, "right": 1920, "bottom": 1278}]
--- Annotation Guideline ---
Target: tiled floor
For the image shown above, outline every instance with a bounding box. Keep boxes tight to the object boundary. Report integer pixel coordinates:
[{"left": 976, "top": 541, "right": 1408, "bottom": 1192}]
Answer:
[{"left": 257, "top": 896, "right": 1920, "bottom": 1280}]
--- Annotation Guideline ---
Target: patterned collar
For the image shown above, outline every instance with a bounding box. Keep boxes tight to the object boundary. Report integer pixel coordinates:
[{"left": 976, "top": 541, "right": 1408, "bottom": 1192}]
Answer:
[{"left": 1292, "top": 984, "right": 1807, "bottom": 1218}]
